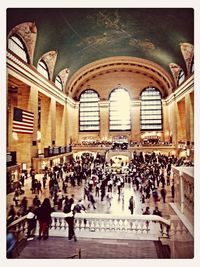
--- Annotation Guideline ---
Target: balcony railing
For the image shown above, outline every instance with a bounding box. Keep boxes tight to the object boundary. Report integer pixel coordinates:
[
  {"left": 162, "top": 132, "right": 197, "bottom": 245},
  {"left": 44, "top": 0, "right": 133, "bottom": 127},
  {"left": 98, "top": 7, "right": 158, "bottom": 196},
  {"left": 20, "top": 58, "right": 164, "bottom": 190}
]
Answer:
[{"left": 7, "top": 212, "right": 170, "bottom": 242}]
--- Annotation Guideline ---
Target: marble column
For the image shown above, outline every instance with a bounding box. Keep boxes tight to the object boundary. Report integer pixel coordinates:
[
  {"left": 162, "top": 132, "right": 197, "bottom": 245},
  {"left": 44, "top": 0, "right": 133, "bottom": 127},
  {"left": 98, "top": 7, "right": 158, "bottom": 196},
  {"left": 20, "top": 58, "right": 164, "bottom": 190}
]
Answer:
[
  {"left": 131, "top": 100, "right": 140, "bottom": 142},
  {"left": 99, "top": 100, "right": 109, "bottom": 140}
]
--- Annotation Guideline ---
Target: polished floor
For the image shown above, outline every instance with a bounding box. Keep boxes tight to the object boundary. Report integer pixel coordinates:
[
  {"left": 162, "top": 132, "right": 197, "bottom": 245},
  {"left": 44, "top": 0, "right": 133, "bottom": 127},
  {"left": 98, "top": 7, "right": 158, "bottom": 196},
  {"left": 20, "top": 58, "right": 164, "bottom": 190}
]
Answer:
[
  {"left": 7, "top": 172, "right": 175, "bottom": 259},
  {"left": 7, "top": 172, "right": 173, "bottom": 218}
]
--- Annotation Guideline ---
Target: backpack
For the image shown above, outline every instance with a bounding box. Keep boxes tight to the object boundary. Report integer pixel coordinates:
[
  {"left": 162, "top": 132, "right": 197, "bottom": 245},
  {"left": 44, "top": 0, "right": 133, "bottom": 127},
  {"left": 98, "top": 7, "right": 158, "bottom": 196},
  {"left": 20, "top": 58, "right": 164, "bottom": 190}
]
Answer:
[{"left": 63, "top": 201, "right": 72, "bottom": 213}]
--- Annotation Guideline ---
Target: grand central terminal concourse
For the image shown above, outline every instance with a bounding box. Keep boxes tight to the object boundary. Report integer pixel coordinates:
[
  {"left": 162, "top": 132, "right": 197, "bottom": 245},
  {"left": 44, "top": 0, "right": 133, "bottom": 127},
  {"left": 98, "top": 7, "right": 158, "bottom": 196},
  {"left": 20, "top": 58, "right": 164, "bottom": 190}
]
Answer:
[{"left": 6, "top": 8, "right": 194, "bottom": 259}]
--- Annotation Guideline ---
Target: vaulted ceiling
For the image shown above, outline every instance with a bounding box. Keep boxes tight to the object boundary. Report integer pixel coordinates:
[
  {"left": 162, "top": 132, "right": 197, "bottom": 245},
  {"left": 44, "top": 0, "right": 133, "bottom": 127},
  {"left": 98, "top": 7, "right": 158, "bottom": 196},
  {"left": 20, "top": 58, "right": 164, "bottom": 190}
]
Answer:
[{"left": 7, "top": 8, "right": 194, "bottom": 92}]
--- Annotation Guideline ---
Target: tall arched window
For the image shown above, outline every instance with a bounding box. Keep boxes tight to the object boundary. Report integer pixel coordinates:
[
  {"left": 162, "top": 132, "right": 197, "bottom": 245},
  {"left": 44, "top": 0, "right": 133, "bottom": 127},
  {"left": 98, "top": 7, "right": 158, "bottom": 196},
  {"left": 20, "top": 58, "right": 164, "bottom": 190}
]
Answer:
[
  {"left": 109, "top": 88, "right": 131, "bottom": 131},
  {"left": 8, "top": 35, "right": 28, "bottom": 63},
  {"left": 37, "top": 60, "right": 49, "bottom": 79},
  {"left": 177, "top": 70, "right": 185, "bottom": 85},
  {"left": 140, "top": 87, "right": 162, "bottom": 130},
  {"left": 55, "top": 75, "right": 63, "bottom": 90},
  {"left": 79, "top": 90, "right": 100, "bottom": 131}
]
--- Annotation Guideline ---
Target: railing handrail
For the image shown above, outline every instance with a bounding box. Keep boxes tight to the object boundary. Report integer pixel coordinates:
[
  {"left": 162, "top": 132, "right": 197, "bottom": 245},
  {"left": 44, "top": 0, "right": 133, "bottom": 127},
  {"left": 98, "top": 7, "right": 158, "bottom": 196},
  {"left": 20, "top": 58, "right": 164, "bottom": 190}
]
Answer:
[
  {"left": 51, "top": 212, "right": 170, "bottom": 226},
  {"left": 7, "top": 212, "right": 170, "bottom": 229},
  {"left": 7, "top": 215, "right": 27, "bottom": 230}
]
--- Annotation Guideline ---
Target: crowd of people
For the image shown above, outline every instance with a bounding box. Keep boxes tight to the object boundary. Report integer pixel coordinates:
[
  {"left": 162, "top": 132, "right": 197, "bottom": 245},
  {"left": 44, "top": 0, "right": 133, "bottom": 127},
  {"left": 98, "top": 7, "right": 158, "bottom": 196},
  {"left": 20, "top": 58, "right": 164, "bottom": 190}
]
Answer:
[{"left": 7, "top": 150, "right": 193, "bottom": 248}]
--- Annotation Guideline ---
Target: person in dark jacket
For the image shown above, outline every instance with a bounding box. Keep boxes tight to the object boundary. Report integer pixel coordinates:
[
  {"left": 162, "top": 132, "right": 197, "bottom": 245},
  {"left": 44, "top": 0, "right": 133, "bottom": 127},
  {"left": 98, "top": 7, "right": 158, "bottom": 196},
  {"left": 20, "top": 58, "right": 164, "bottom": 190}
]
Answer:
[
  {"left": 26, "top": 206, "right": 37, "bottom": 240},
  {"left": 63, "top": 198, "right": 77, "bottom": 241},
  {"left": 160, "top": 186, "right": 167, "bottom": 203},
  {"left": 35, "top": 198, "right": 54, "bottom": 240},
  {"left": 128, "top": 196, "right": 135, "bottom": 215}
]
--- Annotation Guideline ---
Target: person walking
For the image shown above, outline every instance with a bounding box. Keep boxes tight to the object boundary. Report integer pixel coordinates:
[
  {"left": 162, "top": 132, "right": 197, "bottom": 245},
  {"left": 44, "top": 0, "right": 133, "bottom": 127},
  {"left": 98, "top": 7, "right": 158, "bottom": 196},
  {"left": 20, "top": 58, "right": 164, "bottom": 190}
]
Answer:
[
  {"left": 128, "top": 196, "right": 135, "bottom": 215},
  {"left": 160, "top": 186, "right": 167, "bottom": 203},
  {"left": 26, "top": 206, "right": 37, "bottom": 240},
  {"left": 35, "top": 198, "right": 54, "bottom": 240},
  {"left": 142, "top": 206, "right": 151, "bottom": 228},
  {"left": 63, "top": 198, "right": 77, "bottom": 241},
  {"left": 88, "top": 191, "right": 96, "bottom": 210},
  {"left": 32, "top": 195, "right": 41, "bottom": 208},
  {"left": 106, "top": 191, "right": 112, "bottom": 208}
]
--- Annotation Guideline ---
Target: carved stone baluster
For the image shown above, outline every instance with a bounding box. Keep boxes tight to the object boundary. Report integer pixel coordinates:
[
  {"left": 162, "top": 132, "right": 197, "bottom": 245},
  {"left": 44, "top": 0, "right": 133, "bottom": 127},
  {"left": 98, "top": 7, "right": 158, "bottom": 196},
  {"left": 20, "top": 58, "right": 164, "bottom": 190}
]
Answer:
[
  {"left": 130, "top": 220, "right": 134, "bottom": 232},
  {"left": 91, "top": 219, "right": 95, "bottom": 231},
  {"left": 59, "top": 218, "right": 62, "bottom": 229},
  {"left": 60, "top": 217, "right": 65, "bottom": 230},
  {"left": 52, "top": 217, "right": 57, "bottom": 229},
  {"left": 107, "top": 219, "right": 112, "bottom": 231},
  {"left": 135, "top": 221, "right": 139, "bottom": 234},
  {"left": 98, "top": 219, "right": 103, "bottom": 232},
  {"left": 64, "top": 218, "right": 67, "bottom": 230},
  {"left": 121, "top": 219, "right": 126, "bottom": 231},
  {"left": 77, "top": 218, "right": 81, "bottom": 231},
  {"left": 95, "top": 218, "right": 100, "bottom": 231},
  {"left": 113, "top": 219, "right": 117, "bottom": 231}
]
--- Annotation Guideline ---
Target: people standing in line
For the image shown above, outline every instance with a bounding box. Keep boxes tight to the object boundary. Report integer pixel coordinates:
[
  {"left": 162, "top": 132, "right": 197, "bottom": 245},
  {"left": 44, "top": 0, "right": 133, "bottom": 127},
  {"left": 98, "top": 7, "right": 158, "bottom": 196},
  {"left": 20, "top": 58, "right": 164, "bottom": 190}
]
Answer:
[
  {"left": 128, "top": 196, "right": 135, "bottom": 215},
  {"left": 63, "top": 198, "right": 77, "bottom": 241},
  {"left": 35, "top": 198, "right": 54, "bottom": 240}
]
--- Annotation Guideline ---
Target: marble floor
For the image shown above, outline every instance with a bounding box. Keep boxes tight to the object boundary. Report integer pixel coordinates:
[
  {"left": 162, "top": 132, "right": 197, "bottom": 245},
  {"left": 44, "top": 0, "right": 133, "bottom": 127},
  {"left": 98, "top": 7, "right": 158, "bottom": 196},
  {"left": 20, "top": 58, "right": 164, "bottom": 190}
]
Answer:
[
  {"left": 7, "top": 172, "right": 173, "bottom": 219},
  {"left": 7, "top": 172, "right": 192, "bottom": 259}
]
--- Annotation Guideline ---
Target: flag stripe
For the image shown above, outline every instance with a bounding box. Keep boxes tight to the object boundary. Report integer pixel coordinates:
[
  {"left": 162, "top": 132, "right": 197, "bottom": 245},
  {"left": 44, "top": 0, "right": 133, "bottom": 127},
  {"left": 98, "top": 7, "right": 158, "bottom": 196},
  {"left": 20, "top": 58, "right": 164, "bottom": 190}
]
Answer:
[
  {"left": 13, "top": 124, "right": 33, "bottom": 130},
  {"left": 13, "top": 121, "right": 34, "bottom": 127},
  {"left": 22, "top": 114, "right": 34, "bottom": 119},
  {"left": 13, "top": 129, "right": 33, "bottom": 133},
  {"left": 13, "top": 107, "right": 34, "bottom": 134},
  {"left": 23, "top": 111, "right": 34, "bottom": 117}
]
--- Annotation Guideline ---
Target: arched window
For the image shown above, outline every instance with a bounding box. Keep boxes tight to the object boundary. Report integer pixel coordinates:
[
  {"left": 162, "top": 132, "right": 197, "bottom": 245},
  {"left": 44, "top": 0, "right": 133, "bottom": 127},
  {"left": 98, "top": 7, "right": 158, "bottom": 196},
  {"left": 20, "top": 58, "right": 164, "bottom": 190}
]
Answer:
[
  {"left": 109, "top": 88, "right": 131, "bottom": 131},
  {"left": 79, "top": 90, "right": 100, "bottom": 131},
  {"left": 37, "top": 60, "right": 49, "bottom": 79},
  {"left": 8, "top": 35, "right": 28, "bottom": 63},
  {"left": 177, "top": 70, "right": 185, "bottom": 85},
  {"left": 55, "top": 75, "right": 63, "bottom": 90},
  {"left": 140, "top": 87, "right": 162, "bottom": 130}
]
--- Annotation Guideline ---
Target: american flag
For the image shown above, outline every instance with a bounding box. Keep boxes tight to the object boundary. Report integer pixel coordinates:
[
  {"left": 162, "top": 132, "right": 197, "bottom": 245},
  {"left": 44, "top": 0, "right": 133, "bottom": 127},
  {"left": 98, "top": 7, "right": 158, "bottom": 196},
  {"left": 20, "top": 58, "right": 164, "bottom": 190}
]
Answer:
[{"left": 12, "top": 107, "right": 34, "bottom": 134}]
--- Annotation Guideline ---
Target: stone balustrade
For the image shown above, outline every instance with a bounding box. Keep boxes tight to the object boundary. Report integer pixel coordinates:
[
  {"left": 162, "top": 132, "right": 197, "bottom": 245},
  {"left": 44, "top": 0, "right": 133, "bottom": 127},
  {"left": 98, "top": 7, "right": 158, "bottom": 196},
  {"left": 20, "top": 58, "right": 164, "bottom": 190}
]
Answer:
[
  {"left": 50, "top": 212, "right": 170, "bottom": 240},
  {"left": 7, "top": 212, "right": 170, "bottom": 241}
]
